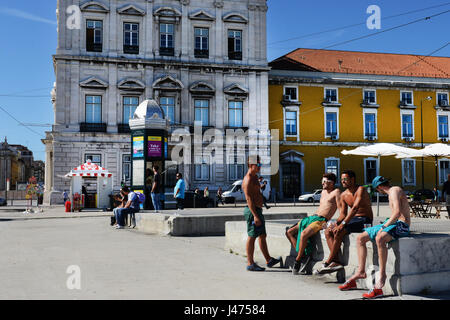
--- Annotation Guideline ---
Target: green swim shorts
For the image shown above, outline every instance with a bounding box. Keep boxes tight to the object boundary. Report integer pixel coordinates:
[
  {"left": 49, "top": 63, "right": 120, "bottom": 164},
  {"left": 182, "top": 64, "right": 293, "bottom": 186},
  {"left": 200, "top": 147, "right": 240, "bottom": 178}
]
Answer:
[{"left": 243, "top": 206, "right": 266, "bottom": 238}]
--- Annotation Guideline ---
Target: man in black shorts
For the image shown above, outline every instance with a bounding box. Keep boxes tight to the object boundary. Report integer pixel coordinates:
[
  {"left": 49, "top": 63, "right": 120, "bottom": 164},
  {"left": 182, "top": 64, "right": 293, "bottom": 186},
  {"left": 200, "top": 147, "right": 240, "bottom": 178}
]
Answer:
[{"left": 318, "top": 170, "right": 373, "bottom": 273}]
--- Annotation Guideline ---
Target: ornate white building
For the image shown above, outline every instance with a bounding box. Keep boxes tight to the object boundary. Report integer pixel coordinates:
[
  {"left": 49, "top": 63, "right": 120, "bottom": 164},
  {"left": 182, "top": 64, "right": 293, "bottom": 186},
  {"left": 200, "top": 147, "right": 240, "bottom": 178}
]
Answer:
[{"left": 44, "top": 0, "right": 269, "bottom": 204}]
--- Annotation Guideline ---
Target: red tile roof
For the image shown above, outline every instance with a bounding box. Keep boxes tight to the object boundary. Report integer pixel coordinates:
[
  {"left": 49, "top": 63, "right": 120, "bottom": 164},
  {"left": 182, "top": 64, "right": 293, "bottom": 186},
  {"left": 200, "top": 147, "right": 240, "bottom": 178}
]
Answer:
[{"left": 271, "top": 48, "right": 450, "bottom": 79}]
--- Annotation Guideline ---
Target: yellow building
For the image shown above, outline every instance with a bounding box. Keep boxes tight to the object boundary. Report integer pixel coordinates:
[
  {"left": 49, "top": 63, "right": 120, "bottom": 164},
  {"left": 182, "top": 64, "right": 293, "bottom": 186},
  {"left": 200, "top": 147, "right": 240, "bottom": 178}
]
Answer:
[{"left": 269, "top": 49, "right": 450, "bottom": 199}]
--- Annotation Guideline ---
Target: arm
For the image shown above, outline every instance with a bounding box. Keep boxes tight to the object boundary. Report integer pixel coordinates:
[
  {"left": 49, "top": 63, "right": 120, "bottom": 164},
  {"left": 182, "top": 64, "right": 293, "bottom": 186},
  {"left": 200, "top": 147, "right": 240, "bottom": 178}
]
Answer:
[{"left": 337, "top": 192, "right": 348, "bottom": 225}]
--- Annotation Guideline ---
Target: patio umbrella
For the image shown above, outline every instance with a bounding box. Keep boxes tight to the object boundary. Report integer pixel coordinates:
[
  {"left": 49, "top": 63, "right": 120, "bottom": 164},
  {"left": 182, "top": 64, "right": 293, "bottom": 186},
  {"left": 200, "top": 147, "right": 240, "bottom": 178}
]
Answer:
[
  {"left": 341, "top": 143, "right": 419, "bottom": 216},
  {"left": 396, "top": 143, "right": 450, "bottom": 190}
]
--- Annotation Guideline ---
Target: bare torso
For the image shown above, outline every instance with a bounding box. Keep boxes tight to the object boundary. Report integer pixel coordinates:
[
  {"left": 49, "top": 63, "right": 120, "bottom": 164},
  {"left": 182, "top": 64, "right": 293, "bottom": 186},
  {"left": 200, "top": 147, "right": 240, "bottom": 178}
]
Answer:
[
  {"left": 243, "top": 173, "right": 263, "bottom": 209},
  {"left": 389, "top": 186, "right": 411, "bottom": 225},
  {"left": 341, "top": 186, "right": 373, "bottom": 220},
  {"left": 317, "top": 188, "right": 340, "bottom": 221}
]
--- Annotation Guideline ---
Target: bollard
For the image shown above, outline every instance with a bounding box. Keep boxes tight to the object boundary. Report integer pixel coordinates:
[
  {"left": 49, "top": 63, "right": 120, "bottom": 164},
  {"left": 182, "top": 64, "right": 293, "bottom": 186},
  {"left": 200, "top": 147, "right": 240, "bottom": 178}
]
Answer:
[{"left": 293, "top": 195, "right": 296, "bottom": 207}]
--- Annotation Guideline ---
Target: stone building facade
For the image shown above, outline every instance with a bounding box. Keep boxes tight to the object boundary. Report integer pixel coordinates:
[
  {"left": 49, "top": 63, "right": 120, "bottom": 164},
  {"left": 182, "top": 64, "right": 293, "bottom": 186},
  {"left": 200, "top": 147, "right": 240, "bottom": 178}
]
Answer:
[{"left": 44, "top": 0, "right": 269, "bottom": 204}]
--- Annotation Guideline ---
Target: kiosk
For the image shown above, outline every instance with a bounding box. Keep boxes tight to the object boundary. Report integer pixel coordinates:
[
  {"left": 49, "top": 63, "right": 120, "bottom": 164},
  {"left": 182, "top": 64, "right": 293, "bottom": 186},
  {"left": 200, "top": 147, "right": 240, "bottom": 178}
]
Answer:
[
  {"left": 65, "top": 160, "right": 113, "bottom": 209},
  {"left": 129, "top": 100, "right": 169, "bottom": 210}
]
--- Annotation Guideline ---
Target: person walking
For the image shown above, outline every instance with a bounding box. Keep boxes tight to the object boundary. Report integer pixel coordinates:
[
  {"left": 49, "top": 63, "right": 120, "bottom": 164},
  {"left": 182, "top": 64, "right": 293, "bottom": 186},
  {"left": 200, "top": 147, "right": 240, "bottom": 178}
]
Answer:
[
  {"left": 151, "top": 165, "right": 161, "bottom": 212},
  {"left": 242, "top": 155, "right": 281, "bottom": 271},
  {"left": 217, "top": 187, "right": 225, "bottom": 205},
  {"left": 174, "top": 173, "right": 185, "bottom": 210}
]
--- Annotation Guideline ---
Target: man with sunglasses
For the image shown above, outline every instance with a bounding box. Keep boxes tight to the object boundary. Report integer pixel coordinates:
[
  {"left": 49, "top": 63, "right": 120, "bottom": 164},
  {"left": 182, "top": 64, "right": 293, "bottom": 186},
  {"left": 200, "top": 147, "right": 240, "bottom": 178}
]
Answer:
[
  {"left": 285, "top": 173, "right": 341, "bottom": 275},
  {"left": 242, "top": 155, "right": 281, "bottom": 271},
  {"left": 318, "top": 170, "right": 373, "bottom": 274}
]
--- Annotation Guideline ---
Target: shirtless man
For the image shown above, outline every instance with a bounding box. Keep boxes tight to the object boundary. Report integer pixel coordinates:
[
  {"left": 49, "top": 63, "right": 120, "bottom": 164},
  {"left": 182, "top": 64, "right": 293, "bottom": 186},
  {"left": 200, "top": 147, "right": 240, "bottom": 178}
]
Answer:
[
  {"left": 318, "top": 170, "right": 373, "bottom": 274},
  {"left": 242, "top": 155, "right": 281, "bottom": 271},
  {"left": 338, "top": 176, "right": 411, "bottom": 299},
  {"left": 286, "top": 173, "right": 341, "bottom": 275}
]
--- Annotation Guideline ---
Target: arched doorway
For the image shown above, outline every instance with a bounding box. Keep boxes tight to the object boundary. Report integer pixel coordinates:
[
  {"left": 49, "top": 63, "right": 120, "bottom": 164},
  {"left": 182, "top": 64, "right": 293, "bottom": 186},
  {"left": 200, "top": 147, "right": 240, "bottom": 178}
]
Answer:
[{"left": 279, "top": 150, "right": 304, "bottom": 199}]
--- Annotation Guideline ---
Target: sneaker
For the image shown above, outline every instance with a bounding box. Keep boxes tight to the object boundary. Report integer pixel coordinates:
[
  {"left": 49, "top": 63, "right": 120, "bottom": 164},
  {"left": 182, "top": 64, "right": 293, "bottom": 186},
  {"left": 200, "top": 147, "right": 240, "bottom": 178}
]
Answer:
[
  {"left": 246, "top": 263, "right": 265, "bottom": 272},
  {"left": 115, "top": 225, "right": 124, "bottom": 229},
  {"left": 362, "top": 288, "right": 383, "bottom": 299},
  {"left": 338, "top": 279, "right": 357, "bottom": 291},
  {"left": 292, "top": 260, "right": 301, "bottom": 275},
  {"left": 267, "top": 257, "right": 282, "bottom": 268}
]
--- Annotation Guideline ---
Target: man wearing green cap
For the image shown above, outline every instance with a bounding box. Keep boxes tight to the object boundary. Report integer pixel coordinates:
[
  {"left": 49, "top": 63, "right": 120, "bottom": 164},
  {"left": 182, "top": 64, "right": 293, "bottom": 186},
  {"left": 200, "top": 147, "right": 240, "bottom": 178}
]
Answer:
[{"left": 338, "top": 176, "right": 410, "bottom": 299}]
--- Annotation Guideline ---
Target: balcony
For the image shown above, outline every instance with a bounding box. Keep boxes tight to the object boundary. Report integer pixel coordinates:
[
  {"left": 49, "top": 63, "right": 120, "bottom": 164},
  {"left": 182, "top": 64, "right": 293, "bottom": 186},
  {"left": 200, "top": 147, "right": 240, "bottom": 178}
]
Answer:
[
  {"left": 118, "top": 124, "right": 131, "bottom": 134},
  {"left": 86, "top": 43, "right": 102, "bottom": 53},
  {"left": 160, "top": 47, "right": 174, "bottom": 56},
  {"left": 123, "top": 45, "right": 139, "bottom": 54},
  {"left": 228, "top": 51, "right": 242, "bottom": 61},
  {"left": 194, "top": 49, "right": 209, "bottom": 59},
  {"left": 80, "top": 123, "right": 107, "bottom": 133}
]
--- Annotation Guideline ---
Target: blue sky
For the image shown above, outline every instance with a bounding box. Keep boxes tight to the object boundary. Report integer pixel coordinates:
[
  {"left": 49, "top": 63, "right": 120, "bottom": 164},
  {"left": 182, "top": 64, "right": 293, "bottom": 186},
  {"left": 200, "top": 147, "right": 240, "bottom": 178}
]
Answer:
[{"left": 0, "top": 0, "right": 449, "bottom": 161}]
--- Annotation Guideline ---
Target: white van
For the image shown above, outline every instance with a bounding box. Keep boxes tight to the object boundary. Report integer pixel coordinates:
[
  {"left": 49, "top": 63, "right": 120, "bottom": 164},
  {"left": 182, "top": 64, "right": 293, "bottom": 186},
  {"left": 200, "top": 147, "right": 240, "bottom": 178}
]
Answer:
[{"left": 222, "top": 179, "right": 271, "bottom": 203}]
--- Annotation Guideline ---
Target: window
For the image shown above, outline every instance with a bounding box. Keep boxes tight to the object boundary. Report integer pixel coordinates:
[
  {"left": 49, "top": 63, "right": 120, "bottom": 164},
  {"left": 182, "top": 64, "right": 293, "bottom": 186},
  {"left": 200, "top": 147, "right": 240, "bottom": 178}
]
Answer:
[
  {"left": 160, "top": 97, "right": 175, "bottom": 123},
  {"left": 194, "top": 28, "right": 209, "bottom": 58},
  {"left": 124, "top": 23, "right": 139, "bottom": 54},
  {"left": 363, "top": 90, "right": 376, "bottom": 104},
  {"left": 85, "top": 95, "right": 102, "bottom": 123},
  {"left": 123, "top": 97, "right": 139, "bottom": 124},
  {"left": 85, "top": 154, "right": 101, "bottom": 166},
  {"left": 438, "top": 92, "right": 449, "bottom": 107},
  {"left": 402, "top": 159, "right": 416, "bottom": 186},
  {"left": 438, "top": 115, "right": 449, "bottom": 138},
  {"left": 160, "top": 23, "right": 174, "bottom": 56},
  {"left": 195, "top": 156, "right": 210, "bottom": 181},
  {"left": 325, "top": 88, "right": 338, "bottom": 102},
  {"left": 228, "top": 30, "right": 242, "bottom": 60},
  {"left": 364, "top": 112, "right": 377, "bottom": 138},
  {"left": 194, "top": 99, "right": 209, "bottom": 126},
  {"left": 122, "top": 154, "right": 131, "bottom": 183},
  {"left": 401, "top": 112, "right": 414, "bottom": 138},
  {"left": 440, "top": 160, "right": 450, "bottom": 184},
  {"left": 325, "top": 158, "right": 340, "bottom": 185},
  {"left": 228, "top": 156, "right": 244, "bottom": 181},
  {"left": 228, "top": 101, "right": 243, "bottom": 127},
  {"left": 364, "top": 158, "right": 378, "bottom": 184},
  {"left": 325, "top": 112, "right": 338, "bottom": 136},
  {"left": 285, "top": 111, "right": 297, "bottom": 136},
  {"left": 86, "top": 20, "right": 102, "bottom": 52},
  {"left": 284, "top": 87, "right": 297, "bottom": 101},
  {"left": 401, "top": 91, "right": 413, "bottom": 105}
]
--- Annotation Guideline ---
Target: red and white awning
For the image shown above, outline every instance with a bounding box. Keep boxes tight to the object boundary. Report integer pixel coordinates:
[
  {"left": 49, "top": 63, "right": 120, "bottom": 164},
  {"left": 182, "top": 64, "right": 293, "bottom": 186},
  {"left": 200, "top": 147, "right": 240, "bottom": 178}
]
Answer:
[{"left": 65, "top": 160, "right": 113, "bottom": 178}]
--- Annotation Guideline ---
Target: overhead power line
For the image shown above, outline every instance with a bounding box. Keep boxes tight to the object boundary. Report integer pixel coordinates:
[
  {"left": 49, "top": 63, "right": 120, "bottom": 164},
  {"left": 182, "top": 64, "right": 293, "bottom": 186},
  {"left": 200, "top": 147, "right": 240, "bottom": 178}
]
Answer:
[
  {"left": 0, "top": 105, "right": 45, "bottom": 138},
  {"left": 268, "top": 2, "right": 450, "bottom": 46}
]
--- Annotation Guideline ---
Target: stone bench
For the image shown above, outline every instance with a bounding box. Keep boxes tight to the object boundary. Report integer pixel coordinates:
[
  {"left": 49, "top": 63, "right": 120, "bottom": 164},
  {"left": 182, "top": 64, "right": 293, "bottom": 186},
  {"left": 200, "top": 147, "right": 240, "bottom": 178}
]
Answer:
[
  {"left": 135, "top": 211, "right": 307, "bottom": 236},
  {"left": 225, "top": 219, "right": 450, "bottom": 295}
]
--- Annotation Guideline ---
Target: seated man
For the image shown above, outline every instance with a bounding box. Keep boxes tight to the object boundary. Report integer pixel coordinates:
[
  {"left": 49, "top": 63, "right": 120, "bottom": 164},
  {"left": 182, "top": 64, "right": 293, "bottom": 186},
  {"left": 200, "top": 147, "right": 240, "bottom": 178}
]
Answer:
[
  {"left": 286, "top": 173, "right": 341, "bottom": 274},
  {"left": 318, "top": 170, "right": 373, "bottom": 273},
  {"left": 338, "top": 176, "right": 411, "bottom": 299},
  {"left": 115, "top": 186, "right": 140, "bottom": 229}
]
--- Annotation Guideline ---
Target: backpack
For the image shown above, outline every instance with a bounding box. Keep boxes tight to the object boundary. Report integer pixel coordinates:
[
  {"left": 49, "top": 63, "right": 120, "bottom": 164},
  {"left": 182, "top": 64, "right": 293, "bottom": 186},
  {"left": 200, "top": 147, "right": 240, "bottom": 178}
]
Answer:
[{"left": 135, "top": 192, "right": 145, "bottom": 204}]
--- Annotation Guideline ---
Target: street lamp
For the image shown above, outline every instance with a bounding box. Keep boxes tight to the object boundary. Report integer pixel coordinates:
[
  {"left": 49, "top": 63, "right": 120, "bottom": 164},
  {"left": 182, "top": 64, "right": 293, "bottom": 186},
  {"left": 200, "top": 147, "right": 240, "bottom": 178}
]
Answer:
[{"left": 420, "top": 96, "right": 432, "bottom": 190}]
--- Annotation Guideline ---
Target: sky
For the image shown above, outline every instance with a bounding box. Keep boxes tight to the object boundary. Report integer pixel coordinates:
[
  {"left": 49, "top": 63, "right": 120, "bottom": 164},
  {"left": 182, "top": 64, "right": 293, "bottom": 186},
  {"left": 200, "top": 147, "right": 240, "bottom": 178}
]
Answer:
[{"left": 0, "top": 0, "right": 448, "bottom": 162}]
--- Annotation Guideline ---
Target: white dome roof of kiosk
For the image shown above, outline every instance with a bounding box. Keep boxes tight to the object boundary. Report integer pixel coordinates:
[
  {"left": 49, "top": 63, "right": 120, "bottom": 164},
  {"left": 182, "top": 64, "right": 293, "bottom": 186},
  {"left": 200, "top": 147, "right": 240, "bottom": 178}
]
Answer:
[{"left": 133, "top": 99, "right": 165, "bottom": 120}]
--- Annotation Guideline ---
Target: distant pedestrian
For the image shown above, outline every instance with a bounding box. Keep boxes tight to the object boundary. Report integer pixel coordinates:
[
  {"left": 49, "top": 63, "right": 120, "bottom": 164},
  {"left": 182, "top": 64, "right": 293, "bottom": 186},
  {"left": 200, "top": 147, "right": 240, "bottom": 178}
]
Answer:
[
  {"left": 433, "top": 187, "right": 441, "bottom": 202},
  {"left": 217, "top": 187, "right": 225, "bottom": 205},
  {"left": 204, "top": 187, "right": 210, "bottom": 198},
  {"left": 258, "top": 177, "right": 270, "bottom": 210},
  {"left": 174, "top": 173, "right": 185, "bottom": 210},
  {"left": 151, "top": 166, "right": 161, "bottom": 212},
  {"left": 63, "top": 190, "right": 69, "bottom": 203}
]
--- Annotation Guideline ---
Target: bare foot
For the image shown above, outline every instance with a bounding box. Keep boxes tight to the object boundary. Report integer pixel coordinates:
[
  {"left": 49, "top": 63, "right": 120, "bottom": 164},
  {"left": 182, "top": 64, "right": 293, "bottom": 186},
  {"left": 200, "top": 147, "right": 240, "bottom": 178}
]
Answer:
[
  {"left": 348, "top": 271, "right": 367, "bottom": 282},
  {"left": 375, "top": 274, "right": 386, "bottom": 289}
]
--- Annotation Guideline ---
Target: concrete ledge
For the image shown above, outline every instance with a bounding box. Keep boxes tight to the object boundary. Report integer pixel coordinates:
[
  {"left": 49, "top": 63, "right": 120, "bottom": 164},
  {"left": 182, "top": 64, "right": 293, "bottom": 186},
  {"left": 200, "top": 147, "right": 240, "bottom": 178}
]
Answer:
[
  {"left": 225, "top": 219, "right": 450, "bottom": 295},
  {"left": 135, "top": 211, "right": 307, "bottom": 236}
]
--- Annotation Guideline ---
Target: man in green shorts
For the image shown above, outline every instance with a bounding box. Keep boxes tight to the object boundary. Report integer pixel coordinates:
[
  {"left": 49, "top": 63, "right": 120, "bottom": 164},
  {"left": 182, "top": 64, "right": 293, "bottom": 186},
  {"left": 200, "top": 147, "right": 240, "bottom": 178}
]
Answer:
[
  {"left": 285, "top": 173, "right": 341, "bottom": 274},
  {"left": 338, "top": 176, "right": 411, "bottom": 299},
  {"left": 242, "top": 155, "right": 281, "bottom": 271}
]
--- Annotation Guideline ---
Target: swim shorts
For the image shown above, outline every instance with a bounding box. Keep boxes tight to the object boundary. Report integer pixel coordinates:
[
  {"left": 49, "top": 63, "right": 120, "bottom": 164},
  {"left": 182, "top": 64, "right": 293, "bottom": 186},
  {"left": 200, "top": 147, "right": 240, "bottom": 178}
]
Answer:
[
  {"left": 244, "top": 206, "right": 266, "bottom": 238},
  {"left": 364, "top": 218, "right": 410, "bottom": 242},
  {"left": 344, "top": 216, "right": 373, "bottom": 234},
  {"left": 295, "top": 215, "right": 327, "bottom": 255}
]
